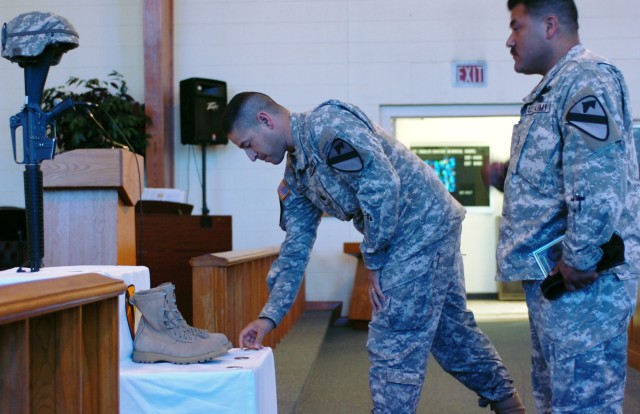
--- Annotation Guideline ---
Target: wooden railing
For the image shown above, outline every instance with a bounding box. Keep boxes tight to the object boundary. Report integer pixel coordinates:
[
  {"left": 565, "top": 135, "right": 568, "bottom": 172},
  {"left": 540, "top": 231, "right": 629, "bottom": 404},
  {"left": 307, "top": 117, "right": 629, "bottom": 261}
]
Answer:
[
  {"left": 629, "top": 288, "right": 640, "bottom": 370},
  {"left": 0, "top": 274, "right": 126, "bottom": 414},
  {"left": 190, "top": 247, "right": 305, "bottom": 348}
]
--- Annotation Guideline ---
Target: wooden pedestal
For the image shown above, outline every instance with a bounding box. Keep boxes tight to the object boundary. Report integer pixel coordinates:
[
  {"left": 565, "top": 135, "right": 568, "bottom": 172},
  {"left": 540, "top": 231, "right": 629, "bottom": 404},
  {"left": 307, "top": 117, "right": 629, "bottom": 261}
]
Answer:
[{"left": 41, "top": 149, "right": 144, "bottom": 266}]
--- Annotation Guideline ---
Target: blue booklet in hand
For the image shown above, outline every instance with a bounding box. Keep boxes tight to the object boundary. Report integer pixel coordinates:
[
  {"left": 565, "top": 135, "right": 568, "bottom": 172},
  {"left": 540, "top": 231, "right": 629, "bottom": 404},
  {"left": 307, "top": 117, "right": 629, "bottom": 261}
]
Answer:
[
  {"left": 534, "top": 234, "right": 625, "bottom": 300},
  {"left": 532, "top": 236, "right": 565, "bottom": 278}
]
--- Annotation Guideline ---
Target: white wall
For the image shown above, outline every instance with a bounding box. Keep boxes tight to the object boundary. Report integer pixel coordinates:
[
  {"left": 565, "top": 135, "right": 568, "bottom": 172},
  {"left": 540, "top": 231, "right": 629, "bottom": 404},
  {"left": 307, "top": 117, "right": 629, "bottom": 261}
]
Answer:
[{"left": 1, "top": 1, "right": 639, "bottom": 314}]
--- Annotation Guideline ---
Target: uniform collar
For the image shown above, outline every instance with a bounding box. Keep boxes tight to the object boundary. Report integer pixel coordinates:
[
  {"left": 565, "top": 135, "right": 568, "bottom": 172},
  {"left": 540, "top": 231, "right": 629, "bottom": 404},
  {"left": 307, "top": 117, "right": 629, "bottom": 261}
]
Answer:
[{"left": 523, "top": 44, "right": 585, "bottom": 104}]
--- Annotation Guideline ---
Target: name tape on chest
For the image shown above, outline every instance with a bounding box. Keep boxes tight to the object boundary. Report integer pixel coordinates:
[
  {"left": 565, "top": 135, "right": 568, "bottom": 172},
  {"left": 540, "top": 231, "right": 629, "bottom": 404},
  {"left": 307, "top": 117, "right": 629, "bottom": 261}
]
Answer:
[
  {"left": 565, "top": 95, "right": 609, "bottom": 141},
  {"left": 327, "top": 138, "right": 363, "bottom": 172},
  {"left": 527, "top": 103, "right": 550, "bottom": 114}
]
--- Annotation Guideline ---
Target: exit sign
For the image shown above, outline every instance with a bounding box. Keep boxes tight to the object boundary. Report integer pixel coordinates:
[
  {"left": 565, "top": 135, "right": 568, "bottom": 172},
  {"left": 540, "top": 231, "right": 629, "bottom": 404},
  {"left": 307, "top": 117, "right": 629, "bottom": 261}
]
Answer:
[{"left": 452, "top": 61, "right": 487, "bottom": 87}]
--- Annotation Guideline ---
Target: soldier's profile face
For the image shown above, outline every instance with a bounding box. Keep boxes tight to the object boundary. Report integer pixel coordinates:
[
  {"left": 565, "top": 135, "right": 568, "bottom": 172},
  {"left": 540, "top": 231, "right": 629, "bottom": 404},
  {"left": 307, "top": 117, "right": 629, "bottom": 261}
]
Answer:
[
  {"left": 229, "top": 125, "right": 287, "bottom": 165},
  {"left": 506, "top": 4, "right": 550, "bottom": 75}
]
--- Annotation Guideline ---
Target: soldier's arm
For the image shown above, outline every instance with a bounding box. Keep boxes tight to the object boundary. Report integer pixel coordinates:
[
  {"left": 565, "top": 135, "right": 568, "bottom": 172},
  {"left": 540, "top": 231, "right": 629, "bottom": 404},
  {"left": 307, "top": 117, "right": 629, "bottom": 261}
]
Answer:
[
  {"left": 259, "top": 179, "right": 322, "bottom": 325},
  {"left": 560, "top": 67, "right": 628, "bottom": 271}
]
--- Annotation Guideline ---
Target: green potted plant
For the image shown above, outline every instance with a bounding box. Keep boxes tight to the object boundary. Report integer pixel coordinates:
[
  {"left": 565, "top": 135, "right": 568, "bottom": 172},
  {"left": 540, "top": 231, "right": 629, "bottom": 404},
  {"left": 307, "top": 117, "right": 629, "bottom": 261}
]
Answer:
[{"left": 42, "top": 71, "right": 151, "bottom": 156}]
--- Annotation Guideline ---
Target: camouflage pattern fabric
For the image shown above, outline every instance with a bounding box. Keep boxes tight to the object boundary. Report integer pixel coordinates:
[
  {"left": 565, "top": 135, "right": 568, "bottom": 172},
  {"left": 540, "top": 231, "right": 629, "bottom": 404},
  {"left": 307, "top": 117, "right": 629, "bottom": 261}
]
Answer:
[
  {"left": 260, "top": 100, "right": 519, "bottom": 412},
  {"left": 497, "top": 45, "right": 640, "bottom": 282},
  {"left": 498, "top": 45, "right": 640, "bottom": 412},
  {"left": 368, "top": 227, "right": 518, "bottom": 412},
  {"left": 523, "top": 276, "right": 637, "bottom": 413},
  {"left": 2, "top": 11, "right": 79, "bottom": 61},
  {"left": 260, "top": 99, "right": 467, "bottom": 324}
]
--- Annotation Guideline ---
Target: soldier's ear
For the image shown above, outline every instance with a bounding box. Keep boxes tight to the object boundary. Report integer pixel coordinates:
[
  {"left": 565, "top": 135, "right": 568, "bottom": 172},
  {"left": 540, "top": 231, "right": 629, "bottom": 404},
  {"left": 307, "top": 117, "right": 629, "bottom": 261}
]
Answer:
[
  {"left": 257, "top": 111, "right": 274, "bottom": 129},
  {"left": 544, "top": 15, "right": 559, "bottom": 39}
]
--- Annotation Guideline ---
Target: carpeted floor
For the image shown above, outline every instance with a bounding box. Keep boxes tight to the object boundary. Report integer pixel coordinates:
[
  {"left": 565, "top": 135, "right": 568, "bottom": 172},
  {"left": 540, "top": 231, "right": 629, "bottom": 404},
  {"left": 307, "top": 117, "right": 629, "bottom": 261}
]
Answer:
[{"left": 291, "top": 317, "right": 640, "bottom": 413}]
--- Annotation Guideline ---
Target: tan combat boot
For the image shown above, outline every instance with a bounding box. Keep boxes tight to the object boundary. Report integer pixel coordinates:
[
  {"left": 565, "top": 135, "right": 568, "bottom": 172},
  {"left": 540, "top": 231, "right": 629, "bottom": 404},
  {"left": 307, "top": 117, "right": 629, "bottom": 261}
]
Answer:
[
  {"left": 156, "top": 282, "right": 210, "bottom": 339},
  {"left": 130, "top": 288, "right": 232, "bottom": 364},
  {"left": 490, "top": 392, "right": 526, "bottom": 414}
]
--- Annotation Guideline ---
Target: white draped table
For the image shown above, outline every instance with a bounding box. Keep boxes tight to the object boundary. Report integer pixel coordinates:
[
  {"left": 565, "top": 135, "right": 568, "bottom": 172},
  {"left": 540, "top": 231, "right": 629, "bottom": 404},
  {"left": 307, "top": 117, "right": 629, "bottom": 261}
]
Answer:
[{"left": 0, "top": 265, "right": 277, "bottom": 414}]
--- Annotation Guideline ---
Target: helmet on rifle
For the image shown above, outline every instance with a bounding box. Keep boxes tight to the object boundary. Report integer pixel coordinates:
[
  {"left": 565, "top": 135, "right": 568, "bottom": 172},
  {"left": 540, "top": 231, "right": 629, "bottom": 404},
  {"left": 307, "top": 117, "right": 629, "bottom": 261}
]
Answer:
[{"left": 2, "top": 11, "right": 79, "bottom": 63}]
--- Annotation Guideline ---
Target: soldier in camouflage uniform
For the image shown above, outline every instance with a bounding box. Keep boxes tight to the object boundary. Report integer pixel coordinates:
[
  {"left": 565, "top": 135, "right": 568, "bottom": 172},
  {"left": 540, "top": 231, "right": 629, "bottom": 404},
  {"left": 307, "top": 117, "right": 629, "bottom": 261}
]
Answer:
[
  {"left": 498, "top": 1, "right": 640, "bottom": 413},
  {"left": 223, "top": 92, "right": 526, "bottom": 413}
]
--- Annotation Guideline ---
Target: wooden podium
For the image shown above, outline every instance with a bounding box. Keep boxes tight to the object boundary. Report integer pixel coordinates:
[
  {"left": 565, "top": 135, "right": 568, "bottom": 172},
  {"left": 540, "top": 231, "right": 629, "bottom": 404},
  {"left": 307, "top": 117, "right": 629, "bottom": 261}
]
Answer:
[{"left": 41, "top": 149, "right": 144, "bottom": 266}]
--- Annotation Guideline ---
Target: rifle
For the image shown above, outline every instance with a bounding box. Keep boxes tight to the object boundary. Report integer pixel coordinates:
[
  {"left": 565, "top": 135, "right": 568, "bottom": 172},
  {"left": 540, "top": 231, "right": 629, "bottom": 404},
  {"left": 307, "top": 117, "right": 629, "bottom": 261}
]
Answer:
[
  {"left": 9, "top": 47, "right": 76, "bottom": 271},
  {"left": 3, "top": 10, "right": 80, "bottom": 272}
]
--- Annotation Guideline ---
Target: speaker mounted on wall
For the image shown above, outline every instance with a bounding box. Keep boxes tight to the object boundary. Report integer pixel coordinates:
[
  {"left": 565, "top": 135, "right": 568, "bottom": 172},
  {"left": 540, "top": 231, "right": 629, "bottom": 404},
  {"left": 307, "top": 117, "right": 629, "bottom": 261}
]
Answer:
[{"left": 180, "top": 78, "right": 228, "bottom": 145}]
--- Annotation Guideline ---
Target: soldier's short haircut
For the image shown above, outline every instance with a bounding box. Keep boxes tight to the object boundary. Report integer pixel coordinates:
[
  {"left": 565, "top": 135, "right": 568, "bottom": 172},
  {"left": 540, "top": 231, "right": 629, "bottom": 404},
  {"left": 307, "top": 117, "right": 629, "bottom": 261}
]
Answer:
[
  {"left": 222, "top": 92, "right": 281, "bottom": 135},
  {"left": 507, "top": 0, "right": 579, "bottom": 32}
]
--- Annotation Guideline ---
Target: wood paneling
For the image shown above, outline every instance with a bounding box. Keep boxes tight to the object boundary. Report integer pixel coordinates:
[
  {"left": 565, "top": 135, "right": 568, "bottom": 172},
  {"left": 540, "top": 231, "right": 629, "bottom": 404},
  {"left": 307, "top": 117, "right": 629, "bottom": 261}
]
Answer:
[
  {"left": 344, "top": 242, "right": 372, "bottom": 329},
  {"left": 136, "top": 214, "right": 232, "bottom": 325},
  {"left": 42, "top": 149, "right": 143, "bottom": 267},
  {"left": 629, "top": 290, "right": 640, "bottom": 369},
  {"left": 0, "top": 274, "right": 125, "bottom": 414},
  {"left": 143, "top": 0, "right": 174, "bottom": 188},
  {"left": 191, "top": 248, "right": 305, "bottom": 348}
]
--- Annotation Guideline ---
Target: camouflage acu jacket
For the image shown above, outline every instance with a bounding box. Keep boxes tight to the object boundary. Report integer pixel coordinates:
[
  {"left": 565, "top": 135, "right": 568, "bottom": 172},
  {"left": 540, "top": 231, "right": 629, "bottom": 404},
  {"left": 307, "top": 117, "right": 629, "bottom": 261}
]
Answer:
[
  {"left": 260, "top": 100, "right": 465, "bottom": 324},
  {"left": 497, "top": 45, "right": 640, "bottom": 282}
]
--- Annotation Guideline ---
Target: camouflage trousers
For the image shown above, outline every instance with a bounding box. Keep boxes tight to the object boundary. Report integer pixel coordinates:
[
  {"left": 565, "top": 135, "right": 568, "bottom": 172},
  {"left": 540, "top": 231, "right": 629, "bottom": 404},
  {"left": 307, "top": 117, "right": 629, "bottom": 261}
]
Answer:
[
  {"left": 367, "top": 227, "right": 518, "bottom": 414},
  {"left": 523, "top": 274, "right": 638, "bottom": 414}
]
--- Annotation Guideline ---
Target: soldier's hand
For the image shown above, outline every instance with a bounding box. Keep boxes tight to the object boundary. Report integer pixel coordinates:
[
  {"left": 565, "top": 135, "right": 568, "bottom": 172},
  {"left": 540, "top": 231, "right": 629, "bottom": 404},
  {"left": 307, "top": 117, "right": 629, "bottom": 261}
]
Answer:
[
  {"left": 239, "top": 318, "right": 275, "bottom": 349},
  {"left": 480, "top": 161, "right": 508, "bottom": 192},
  {"left": 368, "top": 269, "right": 385, "bottom": 312},
  {"left": 555, "top": 260, "right": 598, "bottom": 292}
]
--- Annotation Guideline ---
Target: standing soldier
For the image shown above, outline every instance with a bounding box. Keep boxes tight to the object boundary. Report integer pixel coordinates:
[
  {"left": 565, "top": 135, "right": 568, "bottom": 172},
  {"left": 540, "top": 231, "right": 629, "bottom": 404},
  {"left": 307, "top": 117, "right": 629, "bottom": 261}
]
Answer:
[
  {"left": 223, "top": 92, "right": 526, "bottom": 413},
  {"left": 499, "top": 0, "right": 640, "bottom": 412}
]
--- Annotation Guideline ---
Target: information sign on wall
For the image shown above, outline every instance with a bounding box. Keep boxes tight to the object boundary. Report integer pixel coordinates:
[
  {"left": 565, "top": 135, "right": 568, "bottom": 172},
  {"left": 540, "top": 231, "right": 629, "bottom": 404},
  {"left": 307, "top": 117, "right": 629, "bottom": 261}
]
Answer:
[{"left": 452, "top": 61, "right": 487, "bottom": 87}]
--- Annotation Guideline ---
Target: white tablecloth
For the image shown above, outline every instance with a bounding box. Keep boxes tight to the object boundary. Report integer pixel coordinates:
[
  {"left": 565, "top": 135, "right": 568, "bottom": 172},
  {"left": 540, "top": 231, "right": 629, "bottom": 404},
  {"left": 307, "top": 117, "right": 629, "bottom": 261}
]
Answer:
[
  {"left": 120, "top": 348, "right": 277, "bottom": 414},
  {"left": 0, "top": 265, "right": 278, "bottom": 414}
]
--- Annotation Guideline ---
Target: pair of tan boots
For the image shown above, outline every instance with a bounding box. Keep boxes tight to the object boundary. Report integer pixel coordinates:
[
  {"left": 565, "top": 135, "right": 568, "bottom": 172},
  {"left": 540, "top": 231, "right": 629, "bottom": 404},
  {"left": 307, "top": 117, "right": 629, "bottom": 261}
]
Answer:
[{"left": 129, "top": 283, "right": 231, "bottom": 364}]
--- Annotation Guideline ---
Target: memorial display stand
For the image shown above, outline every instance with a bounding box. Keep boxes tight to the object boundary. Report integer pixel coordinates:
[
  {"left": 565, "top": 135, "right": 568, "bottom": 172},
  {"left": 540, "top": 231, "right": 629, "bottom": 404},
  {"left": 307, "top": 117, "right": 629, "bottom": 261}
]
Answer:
[{"left": 41, "top": 149, "right": 144, "bottom": 266}]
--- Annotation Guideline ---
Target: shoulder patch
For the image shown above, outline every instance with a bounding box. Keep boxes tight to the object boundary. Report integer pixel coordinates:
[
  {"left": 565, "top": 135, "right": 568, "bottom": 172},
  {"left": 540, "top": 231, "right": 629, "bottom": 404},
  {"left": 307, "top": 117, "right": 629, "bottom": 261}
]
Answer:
[
  {"left": 277, "top": 179, "right": 290, "bottom": 201},
  {"left": 565, "top": 95, "right": 609, "bottom": 141},
  {"left": 327, "top": 138, "right": 363, "bottom": 172}
]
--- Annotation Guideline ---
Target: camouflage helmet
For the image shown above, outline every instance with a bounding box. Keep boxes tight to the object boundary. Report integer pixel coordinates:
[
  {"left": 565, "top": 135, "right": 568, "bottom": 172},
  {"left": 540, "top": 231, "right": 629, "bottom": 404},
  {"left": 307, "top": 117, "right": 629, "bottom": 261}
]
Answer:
[{"left": 2, "top": 11, "right": 79, "bottom": 63}]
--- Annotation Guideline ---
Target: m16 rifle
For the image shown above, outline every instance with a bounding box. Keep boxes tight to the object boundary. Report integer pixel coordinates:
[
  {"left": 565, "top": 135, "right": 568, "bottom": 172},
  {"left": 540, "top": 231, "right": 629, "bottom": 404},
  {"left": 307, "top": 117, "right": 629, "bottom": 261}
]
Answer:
[{"left": 2, "top": 11, "right": 79, "bottom": 271}]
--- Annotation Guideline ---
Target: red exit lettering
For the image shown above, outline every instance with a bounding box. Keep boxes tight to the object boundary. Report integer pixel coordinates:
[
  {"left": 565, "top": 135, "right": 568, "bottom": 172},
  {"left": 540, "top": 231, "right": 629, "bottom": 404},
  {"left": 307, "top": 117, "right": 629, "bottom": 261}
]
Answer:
[{"left": 453, "top": 62, "right": 487, "bottom": 86}]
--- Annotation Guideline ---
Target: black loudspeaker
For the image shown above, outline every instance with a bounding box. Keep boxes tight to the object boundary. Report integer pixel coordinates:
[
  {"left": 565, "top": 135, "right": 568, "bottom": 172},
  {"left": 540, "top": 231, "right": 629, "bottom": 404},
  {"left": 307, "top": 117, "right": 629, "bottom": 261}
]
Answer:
[{"left": 180, "top": 78, "right": 228, "bottom": 145}]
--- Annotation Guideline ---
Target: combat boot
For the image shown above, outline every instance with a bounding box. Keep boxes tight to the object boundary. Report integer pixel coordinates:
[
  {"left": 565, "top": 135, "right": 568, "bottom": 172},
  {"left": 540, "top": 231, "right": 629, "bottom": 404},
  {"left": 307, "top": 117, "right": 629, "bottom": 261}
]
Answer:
[
  {"left": 490, "top": 392, "right": 526, "bottom": 414},
  {"left": 130, "top": 288, "right": 232, "bottom": 364},
  {"left": 156, "top": 282, "right": 210, "bottom": 339}
]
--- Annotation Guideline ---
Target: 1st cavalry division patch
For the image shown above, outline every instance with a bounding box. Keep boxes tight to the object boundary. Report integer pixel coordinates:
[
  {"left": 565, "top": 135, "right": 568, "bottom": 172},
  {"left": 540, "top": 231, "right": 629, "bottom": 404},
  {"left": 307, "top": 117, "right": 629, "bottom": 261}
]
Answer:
[
  {"left": 327, "top": 138, "right": 363, "bottom": 172},
  {"left": 566, "top": 95, "right": 609, "bottom": 141}
]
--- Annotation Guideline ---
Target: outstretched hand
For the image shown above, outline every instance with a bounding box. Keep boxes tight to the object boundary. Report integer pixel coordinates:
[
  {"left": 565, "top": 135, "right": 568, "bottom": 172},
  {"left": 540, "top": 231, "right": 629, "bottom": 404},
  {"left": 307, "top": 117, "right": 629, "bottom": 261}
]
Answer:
[{"left": 239, "top": 318, "right": 275, "bottom": 349}]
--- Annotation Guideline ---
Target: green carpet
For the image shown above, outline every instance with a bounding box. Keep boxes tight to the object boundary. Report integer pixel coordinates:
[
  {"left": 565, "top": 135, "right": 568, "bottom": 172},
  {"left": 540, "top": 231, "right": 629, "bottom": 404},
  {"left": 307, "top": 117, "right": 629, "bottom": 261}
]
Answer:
[
  {"left": 291, "top": 320, "right": 640, "bottom": 413},
  {"left": 273, "top": 310, "right": 334, "bottom": 414}
]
